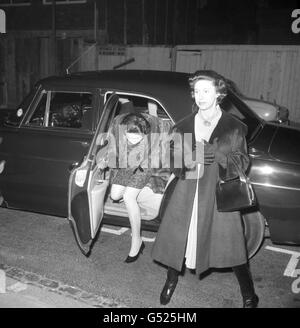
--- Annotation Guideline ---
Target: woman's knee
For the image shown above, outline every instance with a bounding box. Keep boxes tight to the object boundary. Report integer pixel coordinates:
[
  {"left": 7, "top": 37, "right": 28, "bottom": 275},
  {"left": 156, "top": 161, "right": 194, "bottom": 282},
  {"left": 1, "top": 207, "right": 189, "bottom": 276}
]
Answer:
[
  {"left": 123, "top": 188, "right": 140, "bottom": 205},
  {"left": 110, "top": 185, "right": 125, "bottom": 201}
]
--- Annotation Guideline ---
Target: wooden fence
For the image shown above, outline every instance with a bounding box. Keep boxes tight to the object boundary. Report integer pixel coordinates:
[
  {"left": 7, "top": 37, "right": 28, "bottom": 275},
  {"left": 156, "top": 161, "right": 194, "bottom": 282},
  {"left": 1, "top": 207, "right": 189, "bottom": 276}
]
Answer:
[
  {"left": 0, "top": 33, "right": 92, "bottom": 108},
  {"left": 0, "top": 34, "right": 172, "bottom": 108},
  {"left": 1, "top": 35, "right": 300, "bottom": 122},
  {"left": 174, "top": 45, "right": 300, "bottom": 122}
]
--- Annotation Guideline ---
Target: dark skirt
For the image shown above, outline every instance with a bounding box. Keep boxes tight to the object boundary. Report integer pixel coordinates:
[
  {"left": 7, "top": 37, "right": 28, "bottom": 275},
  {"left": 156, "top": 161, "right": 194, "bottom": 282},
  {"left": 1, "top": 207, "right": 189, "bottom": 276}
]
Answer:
[{"left": 110, "top": 167, "right": 153, "bottom": 189}]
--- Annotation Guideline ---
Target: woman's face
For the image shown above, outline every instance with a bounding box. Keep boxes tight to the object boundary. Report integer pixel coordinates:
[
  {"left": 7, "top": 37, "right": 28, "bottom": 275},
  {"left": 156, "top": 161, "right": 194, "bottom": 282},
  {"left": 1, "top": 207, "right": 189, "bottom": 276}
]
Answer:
[
  {"left": 194, "top": 79, "right": 220, "bottom": 111},
  {"left": 125, "top": 132, "right": 144, "bottom": 145}
]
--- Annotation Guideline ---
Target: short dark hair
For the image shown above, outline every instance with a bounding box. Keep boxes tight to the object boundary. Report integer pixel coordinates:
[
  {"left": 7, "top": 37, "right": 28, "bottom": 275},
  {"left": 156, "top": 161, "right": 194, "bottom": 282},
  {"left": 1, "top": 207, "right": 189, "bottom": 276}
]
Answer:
[
  {"left": 120, "top": 113, "right": 151, "bottom": 135},
  {"left": 188, "top": 70, "right": 227, "bottom": 104}
]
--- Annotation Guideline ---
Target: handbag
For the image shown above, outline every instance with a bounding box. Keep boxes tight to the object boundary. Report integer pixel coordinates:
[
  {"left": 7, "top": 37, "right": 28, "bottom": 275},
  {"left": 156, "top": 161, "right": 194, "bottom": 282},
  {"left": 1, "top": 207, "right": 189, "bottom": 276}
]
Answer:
[{"left": 215, "top": 155, "right": 256, "bottom": 212}]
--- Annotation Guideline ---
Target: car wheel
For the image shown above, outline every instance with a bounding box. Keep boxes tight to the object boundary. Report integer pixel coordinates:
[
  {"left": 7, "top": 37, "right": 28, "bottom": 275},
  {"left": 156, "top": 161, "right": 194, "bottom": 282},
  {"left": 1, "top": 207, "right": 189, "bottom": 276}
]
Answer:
[{"left": 242, "top": 211, "right": 265, "bottom": 259}]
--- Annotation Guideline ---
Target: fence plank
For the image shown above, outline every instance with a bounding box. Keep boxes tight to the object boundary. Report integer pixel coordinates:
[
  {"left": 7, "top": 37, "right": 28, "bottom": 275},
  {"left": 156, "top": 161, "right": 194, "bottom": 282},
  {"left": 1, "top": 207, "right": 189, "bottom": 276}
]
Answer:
[
  {"left": 175, "top": 45, "right": 300, "bottom": 122},
  {"left": 2, "top": 38, "right": 300, "bottom": 122}
]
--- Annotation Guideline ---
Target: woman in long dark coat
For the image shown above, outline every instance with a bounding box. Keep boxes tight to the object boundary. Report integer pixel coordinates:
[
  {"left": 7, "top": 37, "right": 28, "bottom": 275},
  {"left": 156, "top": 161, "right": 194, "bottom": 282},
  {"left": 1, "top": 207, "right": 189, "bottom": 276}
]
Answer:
[{"left": 151, "top": 70, "right": 259, "bottom": 308}]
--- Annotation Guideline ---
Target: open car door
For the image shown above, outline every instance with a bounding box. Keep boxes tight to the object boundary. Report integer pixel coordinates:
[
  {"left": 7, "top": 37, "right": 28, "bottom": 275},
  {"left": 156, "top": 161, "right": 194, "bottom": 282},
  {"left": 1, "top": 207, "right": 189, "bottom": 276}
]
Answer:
[{"left": 68, "top": 93, "right": 119, "bottom": 255}]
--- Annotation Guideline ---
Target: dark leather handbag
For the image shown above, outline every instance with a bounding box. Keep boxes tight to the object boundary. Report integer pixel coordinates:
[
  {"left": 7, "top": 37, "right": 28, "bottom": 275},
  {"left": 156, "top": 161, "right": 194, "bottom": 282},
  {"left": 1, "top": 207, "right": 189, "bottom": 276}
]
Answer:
[{"left": 216, "top": 156, "right": 256, "bottom": 212}]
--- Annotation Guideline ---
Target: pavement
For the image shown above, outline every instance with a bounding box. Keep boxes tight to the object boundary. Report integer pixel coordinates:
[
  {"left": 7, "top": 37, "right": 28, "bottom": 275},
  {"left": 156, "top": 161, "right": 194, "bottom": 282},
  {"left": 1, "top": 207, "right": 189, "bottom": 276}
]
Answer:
[
  {"left": 1, "top": 206, "right": 300, "bottom": 309},
  {"left": 0, "top": 264, "right": 126, "bottom": 308},
  {"left": 0, "top": 275, "right": 92, "bottom": 308}
]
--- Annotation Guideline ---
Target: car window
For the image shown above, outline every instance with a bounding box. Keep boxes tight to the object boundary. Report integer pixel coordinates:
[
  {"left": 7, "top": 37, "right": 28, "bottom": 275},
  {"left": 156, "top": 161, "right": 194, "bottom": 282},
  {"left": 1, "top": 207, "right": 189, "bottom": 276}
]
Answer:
[
  {"left": 105, "top": 92, "right": 171, "bottom": 121},
  {"left": 270, "top": 127, "right": 300, "bottom": 164},
  {"left": 26, "top": 91, "right": 93, "bottom": 130},
  {"left": 14, "top": 87, "right": 39, "bottom": 124},
  {"left": 220, "top": 96, "right": 246, "bottom": 121},
  {"left": 90, "top": 93, "right": 119, "bottom": 161},
  {"left": 101, "top": 93, "right": 119, "bottom": 133},
  {"left": 3, "top": 86, "right": 39, "bottom": 127},
  {"left": 220, "top": 93, "right": 262, "bottom": 142},
  {"left": 28, "top": 91, "right": 48, "bottom": 126}
]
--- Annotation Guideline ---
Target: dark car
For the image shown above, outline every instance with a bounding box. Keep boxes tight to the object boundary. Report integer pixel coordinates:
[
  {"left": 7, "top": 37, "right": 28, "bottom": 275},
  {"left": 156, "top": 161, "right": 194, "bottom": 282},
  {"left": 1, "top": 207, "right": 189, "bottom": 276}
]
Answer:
[{"left": 0, "top": 70, "right": 299, "bottom": 258}]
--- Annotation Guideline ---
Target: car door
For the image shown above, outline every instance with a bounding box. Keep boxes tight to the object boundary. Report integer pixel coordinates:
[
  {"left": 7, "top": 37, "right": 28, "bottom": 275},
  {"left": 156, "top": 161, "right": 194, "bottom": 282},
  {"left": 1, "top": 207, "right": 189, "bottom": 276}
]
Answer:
[
  {"left": 0, "top": 86, "right": 98, "bottom": 216},
  {"left": 68, "top": 93, "right": 119, "bottom": 255}
]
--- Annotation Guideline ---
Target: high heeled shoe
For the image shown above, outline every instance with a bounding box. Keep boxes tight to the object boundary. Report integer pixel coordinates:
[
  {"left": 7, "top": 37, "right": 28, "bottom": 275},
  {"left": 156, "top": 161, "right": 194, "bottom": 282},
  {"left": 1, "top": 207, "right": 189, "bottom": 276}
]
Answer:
[{"left": 124, "top": 241, "right": 145, "bottom": 263}]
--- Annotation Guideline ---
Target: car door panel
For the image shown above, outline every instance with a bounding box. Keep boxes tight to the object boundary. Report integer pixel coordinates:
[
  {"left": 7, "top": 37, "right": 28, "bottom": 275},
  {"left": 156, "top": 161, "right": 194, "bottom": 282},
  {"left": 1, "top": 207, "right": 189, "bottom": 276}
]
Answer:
[
  {"left": 247, "top": 125, "right": 300, "bottom": 244},
  {"left": 0, "top": 86, "right": 98, "bottom": 216},
  {"left": 1, "top": 127, "right": 93, "bottom": 216},
  {"left": 69, "top": 94, "right": 119, "bottom": 255},
  {"left": 249, "top": 158, "right": 300, "bottom": 244}
]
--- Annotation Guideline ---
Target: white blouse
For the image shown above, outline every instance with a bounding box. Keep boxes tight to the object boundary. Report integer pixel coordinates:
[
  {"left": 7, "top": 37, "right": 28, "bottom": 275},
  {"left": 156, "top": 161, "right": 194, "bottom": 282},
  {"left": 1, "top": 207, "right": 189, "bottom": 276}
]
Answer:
[{"left": 185, "top": 107, "right": 222, "bottom": 269}]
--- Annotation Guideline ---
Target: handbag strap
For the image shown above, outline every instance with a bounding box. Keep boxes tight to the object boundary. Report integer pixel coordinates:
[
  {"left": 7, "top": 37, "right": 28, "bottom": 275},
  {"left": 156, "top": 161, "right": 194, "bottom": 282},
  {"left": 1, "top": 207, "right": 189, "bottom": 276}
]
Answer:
[
  {"left": 228, "top": 153, "right": 248, "bottom": 183},
  {"left": 228, "top": 153, "right": 255, "bottom": 202}
]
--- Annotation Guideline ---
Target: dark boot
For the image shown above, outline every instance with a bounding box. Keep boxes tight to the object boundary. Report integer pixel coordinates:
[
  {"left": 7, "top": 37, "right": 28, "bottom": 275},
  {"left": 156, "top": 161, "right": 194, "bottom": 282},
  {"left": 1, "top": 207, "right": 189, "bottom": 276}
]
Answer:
[
  {"left": 232, "top": 264, "right": 259, "bottom": 308},
  {"left": 160, "top": 267, "right": 179, "bottom": 305}
]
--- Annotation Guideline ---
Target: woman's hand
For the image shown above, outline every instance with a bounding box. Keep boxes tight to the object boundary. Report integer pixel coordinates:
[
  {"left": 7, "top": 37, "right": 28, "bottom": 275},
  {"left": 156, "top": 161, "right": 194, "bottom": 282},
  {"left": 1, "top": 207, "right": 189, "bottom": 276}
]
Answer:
[
  {"left": 204, "top": 138, "right": 226, "bottom": 165},
  {"left": 95, "top": 141, "right": 109, "bottom": 170},
  {"left": 97, "top": 158, "right": 108, "bottom": 170}
]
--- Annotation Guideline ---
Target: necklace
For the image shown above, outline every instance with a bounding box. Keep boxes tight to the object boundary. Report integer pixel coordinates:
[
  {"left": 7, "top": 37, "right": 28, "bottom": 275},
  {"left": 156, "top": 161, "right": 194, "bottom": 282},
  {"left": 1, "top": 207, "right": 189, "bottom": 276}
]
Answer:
[
  {"left": 198, "top": 108, "right": 219, "bottom": 127},
  {"left": 202, "top": 116, "right": 212, "bottom": 127}
]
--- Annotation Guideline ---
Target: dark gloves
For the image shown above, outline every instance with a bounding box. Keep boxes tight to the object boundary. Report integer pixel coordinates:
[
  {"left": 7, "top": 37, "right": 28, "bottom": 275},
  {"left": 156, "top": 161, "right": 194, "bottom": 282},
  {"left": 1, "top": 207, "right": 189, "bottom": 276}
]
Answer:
[
  {"left": 188, "top": 138, "right": 226, "bottom": 167},
  {"left": 204, "top": 138, "right": 226, "bottom": 165}
]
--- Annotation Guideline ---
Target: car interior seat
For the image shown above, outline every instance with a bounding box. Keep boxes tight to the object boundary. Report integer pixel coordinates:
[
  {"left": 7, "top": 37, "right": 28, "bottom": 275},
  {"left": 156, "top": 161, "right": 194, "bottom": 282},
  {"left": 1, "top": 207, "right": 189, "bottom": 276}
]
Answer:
[
  {"left": 117, "top": 100, "right": 136, "bottom": 116},
  {"left": 81, "top": 106, "right": 93, "bottom": 130}
]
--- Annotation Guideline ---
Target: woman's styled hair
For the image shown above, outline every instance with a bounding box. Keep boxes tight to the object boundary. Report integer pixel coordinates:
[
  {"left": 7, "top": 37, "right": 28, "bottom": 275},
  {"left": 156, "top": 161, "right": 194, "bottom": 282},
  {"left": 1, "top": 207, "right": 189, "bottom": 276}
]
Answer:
[
  {"left": 188, "top": 70, "right": 228, "bottom": 104},
  {"left": 120, "top": 113, "right": 151, "bottom": 135}
]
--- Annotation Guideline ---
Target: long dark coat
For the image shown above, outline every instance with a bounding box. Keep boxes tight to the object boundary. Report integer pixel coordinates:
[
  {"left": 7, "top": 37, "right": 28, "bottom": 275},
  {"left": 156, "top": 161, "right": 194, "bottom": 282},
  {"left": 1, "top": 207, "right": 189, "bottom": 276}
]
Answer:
[{"left": 151, "top": 110, "right": 250, "bottom": 275}]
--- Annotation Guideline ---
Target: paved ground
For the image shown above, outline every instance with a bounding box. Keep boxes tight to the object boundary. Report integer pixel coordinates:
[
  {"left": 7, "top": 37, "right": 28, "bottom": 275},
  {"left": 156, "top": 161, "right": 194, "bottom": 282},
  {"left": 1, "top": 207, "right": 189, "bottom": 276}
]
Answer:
[
  {"left": 0, "top": 273, "right": 93, "bottom": 308},
  {"left": 0, "top": 207, "right": 300, "bottom": 308},
  {"left": 0, "top": 264, "right": 125, "bottom": 308}
]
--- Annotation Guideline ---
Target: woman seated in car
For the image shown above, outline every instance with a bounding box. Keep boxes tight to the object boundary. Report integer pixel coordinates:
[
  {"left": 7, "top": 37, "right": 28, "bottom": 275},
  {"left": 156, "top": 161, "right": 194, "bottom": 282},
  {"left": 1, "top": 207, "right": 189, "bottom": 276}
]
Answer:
[{"left": 96, "top": 100, "right": 170, "bottom": 263}]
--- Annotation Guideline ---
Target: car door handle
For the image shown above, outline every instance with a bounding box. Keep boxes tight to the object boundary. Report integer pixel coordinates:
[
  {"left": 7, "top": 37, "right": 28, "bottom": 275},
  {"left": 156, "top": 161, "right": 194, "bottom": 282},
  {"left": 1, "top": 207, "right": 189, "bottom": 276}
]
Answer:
[
  {"left": 72, "top": 140, "right": 90, "bottom": 147},
  {"left": 69, "top": 162, "right": 80, "bottom": 172}
]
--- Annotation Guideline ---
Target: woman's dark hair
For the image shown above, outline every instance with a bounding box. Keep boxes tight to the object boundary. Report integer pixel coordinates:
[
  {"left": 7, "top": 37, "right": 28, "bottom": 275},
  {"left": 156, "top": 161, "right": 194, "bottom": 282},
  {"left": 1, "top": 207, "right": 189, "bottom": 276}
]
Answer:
[
  {"left": 120, "top": 113, "right": 151, "bottom": 135},
  {"left": 188, "top": 70, "right": 228, "bottom": 104}
]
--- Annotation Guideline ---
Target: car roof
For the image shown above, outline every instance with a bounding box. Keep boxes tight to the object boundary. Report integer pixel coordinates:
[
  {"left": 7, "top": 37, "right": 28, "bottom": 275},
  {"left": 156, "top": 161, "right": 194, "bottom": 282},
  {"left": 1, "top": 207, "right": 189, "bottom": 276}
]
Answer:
[
  {"left": 37, "top": 70, "right": 262, "bottom": 126},
  {"left": 39, "top": 70, "right": 190, "bottom": 90},
  {"left": 38, "top": 70, "right": 194, "bottom": 122}
]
